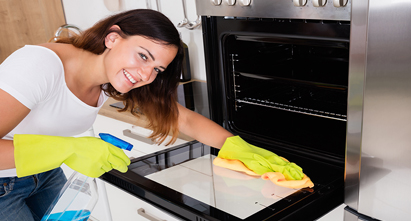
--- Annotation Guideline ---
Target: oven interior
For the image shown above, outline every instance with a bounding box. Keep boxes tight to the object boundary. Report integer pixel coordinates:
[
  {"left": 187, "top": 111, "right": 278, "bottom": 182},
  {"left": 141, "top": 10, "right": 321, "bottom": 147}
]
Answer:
[{"left": 217, "top": 21, "right": 350, "bottom": 165}]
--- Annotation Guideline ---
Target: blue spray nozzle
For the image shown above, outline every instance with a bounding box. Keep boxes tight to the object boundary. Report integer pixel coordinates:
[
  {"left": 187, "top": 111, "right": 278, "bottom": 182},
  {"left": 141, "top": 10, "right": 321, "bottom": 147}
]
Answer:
[{"left": 99, "top": 133, "right": 133, "bottom": 151}]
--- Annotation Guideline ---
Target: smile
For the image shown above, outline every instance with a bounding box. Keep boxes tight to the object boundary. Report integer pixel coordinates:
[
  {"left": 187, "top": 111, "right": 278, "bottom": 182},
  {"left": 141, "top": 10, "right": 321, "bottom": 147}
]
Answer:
[{"left": 123, "top": 69, "right": 137, "bottom": 84}]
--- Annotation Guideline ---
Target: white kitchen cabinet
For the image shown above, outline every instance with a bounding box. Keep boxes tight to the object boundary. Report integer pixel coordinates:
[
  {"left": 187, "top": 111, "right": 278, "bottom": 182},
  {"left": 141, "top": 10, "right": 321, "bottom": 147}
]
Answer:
[{"left": 104, "top": 181, "right": 182, "bottom": 221}]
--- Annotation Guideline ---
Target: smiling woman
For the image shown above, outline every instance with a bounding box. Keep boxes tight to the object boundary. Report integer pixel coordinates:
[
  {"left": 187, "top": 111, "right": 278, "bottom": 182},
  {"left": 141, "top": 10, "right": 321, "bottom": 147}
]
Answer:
[{"left": 0, "top": 9, "right": 236, "bottom": 221}]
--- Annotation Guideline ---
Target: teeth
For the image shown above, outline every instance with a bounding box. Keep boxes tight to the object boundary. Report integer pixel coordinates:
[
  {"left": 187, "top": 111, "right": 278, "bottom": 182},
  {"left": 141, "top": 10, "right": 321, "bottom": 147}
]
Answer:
[{"left": 123, "top": 69, "right": 137, "bottom": 84}]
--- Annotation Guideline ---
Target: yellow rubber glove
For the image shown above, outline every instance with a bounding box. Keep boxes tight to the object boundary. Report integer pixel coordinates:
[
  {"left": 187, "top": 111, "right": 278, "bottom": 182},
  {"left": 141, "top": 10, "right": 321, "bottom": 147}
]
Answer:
[
  {"left": 14, "top": 134, "right": 131, "bottom": 178},
  {"left": 218, "top": 136, "right": 304, "bottom": 180}
]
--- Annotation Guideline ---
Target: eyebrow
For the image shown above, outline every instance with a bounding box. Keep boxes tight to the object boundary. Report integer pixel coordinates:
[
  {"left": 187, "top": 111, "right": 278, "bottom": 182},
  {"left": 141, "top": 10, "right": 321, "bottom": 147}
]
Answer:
[{"left": 140, "top": 46, "right": 166, "bottom": 71}]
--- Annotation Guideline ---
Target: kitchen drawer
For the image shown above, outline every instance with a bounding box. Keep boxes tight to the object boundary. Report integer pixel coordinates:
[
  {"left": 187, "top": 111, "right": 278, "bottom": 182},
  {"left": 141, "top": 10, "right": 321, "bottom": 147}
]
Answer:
[{"left": 105, "top": 181, "right": 182, "bottom": 221}]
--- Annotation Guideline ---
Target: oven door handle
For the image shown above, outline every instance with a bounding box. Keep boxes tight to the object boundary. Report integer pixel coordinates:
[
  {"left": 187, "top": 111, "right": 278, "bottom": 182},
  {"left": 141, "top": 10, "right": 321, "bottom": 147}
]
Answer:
[{"left": 137, "top": 208, "right": 166, "bottom": 221}]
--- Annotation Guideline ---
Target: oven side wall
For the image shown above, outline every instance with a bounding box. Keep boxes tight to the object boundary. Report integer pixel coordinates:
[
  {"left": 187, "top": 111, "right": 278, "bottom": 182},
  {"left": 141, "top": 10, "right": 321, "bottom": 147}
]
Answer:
[
  {"left": 344, "top": 0, "right": 369, "bottom": 213},
  {"left": 346, "top": 0, "right": 411, "bottom": 220}
]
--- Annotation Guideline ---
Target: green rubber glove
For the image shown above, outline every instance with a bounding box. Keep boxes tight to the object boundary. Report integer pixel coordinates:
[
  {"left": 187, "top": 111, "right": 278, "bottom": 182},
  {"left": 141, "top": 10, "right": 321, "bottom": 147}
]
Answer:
[
  {"left": 218, "top": 136, "right": 304, "bottom": 180},
  {"left": 14, "top": 134, "right": 131, "bottom": 178}
]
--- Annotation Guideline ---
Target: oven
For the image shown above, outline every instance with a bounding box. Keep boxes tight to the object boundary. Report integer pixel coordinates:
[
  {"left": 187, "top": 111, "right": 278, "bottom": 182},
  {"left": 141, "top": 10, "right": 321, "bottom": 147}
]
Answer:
[
  {"left": 100, "top": 1, "right": 353, "bottom": 221},
  {"left": 197, "top": 0, "right": 351, "bottom": 219}
]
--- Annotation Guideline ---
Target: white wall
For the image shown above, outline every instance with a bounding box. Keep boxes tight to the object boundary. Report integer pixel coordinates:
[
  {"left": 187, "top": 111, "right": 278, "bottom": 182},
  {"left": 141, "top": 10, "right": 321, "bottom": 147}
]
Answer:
[{"left": 61, "top": 0, "right": 206, "bottom": 81}]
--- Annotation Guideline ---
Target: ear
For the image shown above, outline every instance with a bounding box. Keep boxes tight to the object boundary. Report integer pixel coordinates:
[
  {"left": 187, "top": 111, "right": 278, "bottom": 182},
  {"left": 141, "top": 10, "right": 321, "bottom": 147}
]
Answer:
[{"left": 104, "top": 25, "right": 122, "bottom": 49}]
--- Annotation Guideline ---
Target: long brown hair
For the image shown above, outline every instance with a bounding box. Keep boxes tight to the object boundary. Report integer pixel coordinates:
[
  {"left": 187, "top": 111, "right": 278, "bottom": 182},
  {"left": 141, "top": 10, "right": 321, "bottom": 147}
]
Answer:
[{"left": 57, "top": 9, "right": 184, "bottom": 145}]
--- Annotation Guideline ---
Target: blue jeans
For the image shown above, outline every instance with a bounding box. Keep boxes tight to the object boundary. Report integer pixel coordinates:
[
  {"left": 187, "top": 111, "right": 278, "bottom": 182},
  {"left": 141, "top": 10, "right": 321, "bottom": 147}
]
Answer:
[{"left": 0, "top": 168, "right": 67, "bottom": 221}]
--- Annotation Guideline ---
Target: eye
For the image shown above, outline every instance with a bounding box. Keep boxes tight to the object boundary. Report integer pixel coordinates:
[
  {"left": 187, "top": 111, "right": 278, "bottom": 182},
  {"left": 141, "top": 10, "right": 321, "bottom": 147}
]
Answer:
[
  {"left": 154, "top": 68, "right": 162, "bottom": 74},
  {"left": 139, "top": 53, "right": 148, "bottom": 61}
]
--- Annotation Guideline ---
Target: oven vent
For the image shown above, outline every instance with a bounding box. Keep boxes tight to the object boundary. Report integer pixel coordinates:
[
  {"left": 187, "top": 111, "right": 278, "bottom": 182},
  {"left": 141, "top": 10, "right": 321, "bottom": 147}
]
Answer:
[
  {"left": 224, "top": 16, "right": 350, "bottom": 25},
  {"left": 105, "top": 173, "right": 139, "bottom": 194}
]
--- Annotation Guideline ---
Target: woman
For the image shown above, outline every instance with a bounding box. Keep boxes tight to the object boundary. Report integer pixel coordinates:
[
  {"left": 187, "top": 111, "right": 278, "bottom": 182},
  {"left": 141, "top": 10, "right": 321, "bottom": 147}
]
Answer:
[{"left": 0, "top": 9, "right": 303, "bottom": 220}]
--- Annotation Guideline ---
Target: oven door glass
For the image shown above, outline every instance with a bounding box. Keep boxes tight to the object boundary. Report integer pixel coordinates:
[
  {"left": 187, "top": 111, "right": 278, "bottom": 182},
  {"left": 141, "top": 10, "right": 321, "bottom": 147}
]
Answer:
[{"left": 102, "top": 141, "right": 343, "bottom": 221}]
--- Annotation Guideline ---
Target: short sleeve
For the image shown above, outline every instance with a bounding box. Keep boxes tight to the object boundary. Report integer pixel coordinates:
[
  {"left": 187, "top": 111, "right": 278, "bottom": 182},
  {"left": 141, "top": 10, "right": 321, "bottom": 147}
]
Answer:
[{"left": 0, "top": 45, "right": 64, "bottom": 109}]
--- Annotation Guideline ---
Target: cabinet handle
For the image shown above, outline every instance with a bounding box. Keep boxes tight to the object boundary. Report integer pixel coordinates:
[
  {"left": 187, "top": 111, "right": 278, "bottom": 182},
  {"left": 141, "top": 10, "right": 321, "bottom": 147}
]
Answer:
[
  {"left": 123, "top": 129, "right": 154, "bottom": 145},
  {"left": 137, "top": 208, "right": 166, "bottom": 221}
]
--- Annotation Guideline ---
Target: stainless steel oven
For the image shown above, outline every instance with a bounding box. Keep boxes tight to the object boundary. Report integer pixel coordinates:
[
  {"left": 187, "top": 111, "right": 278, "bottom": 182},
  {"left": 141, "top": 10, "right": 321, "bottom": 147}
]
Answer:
[
  {"left": 195, "top": 0, "right": 350, "bottom": 220},
  {"left": 197, "top": 1, "right": 411, "bottom": 221}
]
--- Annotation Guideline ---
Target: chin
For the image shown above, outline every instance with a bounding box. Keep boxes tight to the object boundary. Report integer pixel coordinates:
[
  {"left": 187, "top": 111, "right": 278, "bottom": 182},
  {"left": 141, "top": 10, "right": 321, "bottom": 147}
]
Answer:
[{"left": 112, "top": 85, "right": 130, "bottom": 94}]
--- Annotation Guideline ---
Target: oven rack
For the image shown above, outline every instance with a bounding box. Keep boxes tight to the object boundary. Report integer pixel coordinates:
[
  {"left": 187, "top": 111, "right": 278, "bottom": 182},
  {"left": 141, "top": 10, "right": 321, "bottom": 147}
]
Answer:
[{"left": 237, "top": 97, "right": 347, "bottom": 121}]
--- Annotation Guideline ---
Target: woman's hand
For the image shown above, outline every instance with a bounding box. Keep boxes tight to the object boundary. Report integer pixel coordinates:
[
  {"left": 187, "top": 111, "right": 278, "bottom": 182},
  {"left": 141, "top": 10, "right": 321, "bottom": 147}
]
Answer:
[{"left": 14, "top": 135, "right": 131, "bottom": 178}]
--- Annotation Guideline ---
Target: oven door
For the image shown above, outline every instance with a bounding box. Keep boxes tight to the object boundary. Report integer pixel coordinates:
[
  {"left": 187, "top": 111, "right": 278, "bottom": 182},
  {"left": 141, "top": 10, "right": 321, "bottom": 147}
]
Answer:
[{"left": 102, "top": 141, "right": 343, "bottom": 221}]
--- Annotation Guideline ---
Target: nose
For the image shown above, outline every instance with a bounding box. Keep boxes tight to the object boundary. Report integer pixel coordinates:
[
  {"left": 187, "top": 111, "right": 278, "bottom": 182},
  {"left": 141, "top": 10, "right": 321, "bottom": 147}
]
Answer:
[{"left": 138, "top": 67, "right": 153, "bottom": 82}]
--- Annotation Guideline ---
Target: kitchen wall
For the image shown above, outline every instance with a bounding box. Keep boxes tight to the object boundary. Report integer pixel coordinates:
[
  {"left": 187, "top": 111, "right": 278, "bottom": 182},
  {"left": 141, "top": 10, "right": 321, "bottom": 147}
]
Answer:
[
  {"left": 0, "top": 0, "right": 65, "bottom": 63},
  {"left": 61, "top": 0, "right": 206, "bottom": 81}
]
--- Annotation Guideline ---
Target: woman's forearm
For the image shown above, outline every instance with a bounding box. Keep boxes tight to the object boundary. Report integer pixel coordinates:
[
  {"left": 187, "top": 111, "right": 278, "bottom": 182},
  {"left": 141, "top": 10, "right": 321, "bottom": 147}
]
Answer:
[
  {"left": 0, "top": 139, "right": 16, "bottom": 170},
  {"left": 178, "top": 104, "right": 233, "bottom": 149}
]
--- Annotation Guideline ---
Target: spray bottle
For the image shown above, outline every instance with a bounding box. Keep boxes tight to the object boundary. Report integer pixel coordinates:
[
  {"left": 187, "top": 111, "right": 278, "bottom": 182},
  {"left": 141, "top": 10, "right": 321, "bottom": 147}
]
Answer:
[{"left": 41, "top": 133, "right": 133, "bottom": 221}]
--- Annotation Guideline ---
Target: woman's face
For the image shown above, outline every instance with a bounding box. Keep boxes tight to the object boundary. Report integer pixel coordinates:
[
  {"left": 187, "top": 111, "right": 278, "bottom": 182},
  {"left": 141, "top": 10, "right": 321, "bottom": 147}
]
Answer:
[{"left": 104, "top": 34, "right": 178, "bottom": 93}]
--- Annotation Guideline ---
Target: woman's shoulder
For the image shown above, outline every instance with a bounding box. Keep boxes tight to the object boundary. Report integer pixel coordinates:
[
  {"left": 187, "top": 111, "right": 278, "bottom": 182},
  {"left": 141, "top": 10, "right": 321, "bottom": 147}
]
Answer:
[
  {"left": 0, "top": 44, "right": 66, "bottom": 91},
  {"left": 37, "top": 43, "right": 83, "bottom": 68},
  {"left": 4, "top": 44, "right": 63, "bottom": 67},
  {"left": 0, "top": 45, "right": 67, "bottom": 107},
  {"left": 37, "top": 43, "right": 73, "bottom": 56},
  {"left": 16, "top": 44, "right": 59, "bottom": 56}
]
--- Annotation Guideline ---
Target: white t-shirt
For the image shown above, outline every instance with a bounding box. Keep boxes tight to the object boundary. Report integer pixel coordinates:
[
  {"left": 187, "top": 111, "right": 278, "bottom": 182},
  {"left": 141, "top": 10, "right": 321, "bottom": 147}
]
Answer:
[{"left": 0, "top": 45, "right": 109, "bottom": 177}]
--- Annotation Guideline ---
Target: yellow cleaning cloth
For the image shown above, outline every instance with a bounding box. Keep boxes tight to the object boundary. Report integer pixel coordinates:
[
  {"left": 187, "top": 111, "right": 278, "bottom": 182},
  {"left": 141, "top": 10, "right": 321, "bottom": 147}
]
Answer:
[{"left": 213, "top": 157, "right": 314, "bottom": 189}]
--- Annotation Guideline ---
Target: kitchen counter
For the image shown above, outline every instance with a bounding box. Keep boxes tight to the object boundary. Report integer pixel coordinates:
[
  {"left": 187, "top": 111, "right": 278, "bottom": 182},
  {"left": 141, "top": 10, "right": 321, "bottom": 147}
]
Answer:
[{"left": 98, "top": 96, "right": 145, "bottom": 127}]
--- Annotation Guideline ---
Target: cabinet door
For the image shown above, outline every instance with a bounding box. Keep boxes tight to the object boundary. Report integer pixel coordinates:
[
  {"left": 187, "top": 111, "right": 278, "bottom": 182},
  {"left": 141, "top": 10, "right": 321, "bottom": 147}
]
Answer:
[
  {"left": 0, "top": 0, "right": 65, "bottom": 63},
  {"left": 104, "top": 182, "right": 182, "bottom": 221}
]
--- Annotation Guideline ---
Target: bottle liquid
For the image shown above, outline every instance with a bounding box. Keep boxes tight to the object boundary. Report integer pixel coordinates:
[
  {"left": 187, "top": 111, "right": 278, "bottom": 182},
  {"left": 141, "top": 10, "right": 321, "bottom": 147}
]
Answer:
[{"left": 41, "top": 133, "right": 133, "bottom": 221}]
